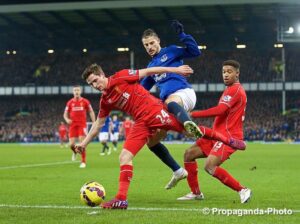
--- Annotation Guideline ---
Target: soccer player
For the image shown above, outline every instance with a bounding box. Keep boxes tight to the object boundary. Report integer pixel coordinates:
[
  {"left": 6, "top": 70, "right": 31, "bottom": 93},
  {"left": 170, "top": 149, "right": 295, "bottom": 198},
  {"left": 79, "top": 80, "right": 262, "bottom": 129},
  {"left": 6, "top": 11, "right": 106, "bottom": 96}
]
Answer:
[
  {"left": 63, "top": 85, "right": 96, "bottom": 168},
  {"left": 110, "top": 115, "right": 121, "bottom": 151},
  {"left": 58, "top": 121, "right": 68, "bottom": 148},
  {"left": 141, "top": 20, "right": 202, "bottom": 189},
  {"left": 177, "top": 60, "right": 251, "bottom": 203},
  {"left": 74, "top": 63, "right": 245, "bottom": 209},
  {"left": 122, "top": 116, "right": 133, "bottom": 140},
  {"left": 99, "top": 116, "right": 112, "bottom": 156}
]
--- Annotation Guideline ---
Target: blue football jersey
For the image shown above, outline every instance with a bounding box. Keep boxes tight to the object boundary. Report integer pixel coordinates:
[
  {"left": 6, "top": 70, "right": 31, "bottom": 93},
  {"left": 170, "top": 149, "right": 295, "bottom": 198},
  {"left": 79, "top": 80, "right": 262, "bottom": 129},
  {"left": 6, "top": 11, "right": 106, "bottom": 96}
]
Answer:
[
  {"left": 112, "top": 119, "right": 120, "bottom": 133},
  {"left": 141, "top": 33, "right": 201, "bottom": 101},
  {"left": 100, "top": 117, "right": 112, "bottom": 133}
]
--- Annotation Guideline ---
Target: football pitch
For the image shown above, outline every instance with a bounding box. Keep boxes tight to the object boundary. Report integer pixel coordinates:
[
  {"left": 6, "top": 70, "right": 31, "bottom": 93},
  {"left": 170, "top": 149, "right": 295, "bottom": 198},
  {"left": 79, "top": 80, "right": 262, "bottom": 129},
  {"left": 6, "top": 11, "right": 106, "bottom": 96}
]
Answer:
[{"left": 0, "top": 142, "right": 299, "bottom": 224}]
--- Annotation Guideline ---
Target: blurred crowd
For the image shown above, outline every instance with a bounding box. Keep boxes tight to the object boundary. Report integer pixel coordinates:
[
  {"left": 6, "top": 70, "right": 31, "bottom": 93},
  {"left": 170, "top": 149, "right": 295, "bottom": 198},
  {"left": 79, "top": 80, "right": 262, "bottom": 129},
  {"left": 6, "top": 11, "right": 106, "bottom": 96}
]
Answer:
[
  {"left": 0, "top": 48, "right": 299, "bottom": 86},
  {"left": 0, "top": 92, "right": 299, "bottom": 143}
]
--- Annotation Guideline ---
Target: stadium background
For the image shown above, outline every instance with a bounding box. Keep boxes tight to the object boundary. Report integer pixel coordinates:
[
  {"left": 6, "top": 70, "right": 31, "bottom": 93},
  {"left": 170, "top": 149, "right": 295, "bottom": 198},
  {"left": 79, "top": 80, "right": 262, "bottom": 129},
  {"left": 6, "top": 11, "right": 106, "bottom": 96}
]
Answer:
[
  {"left": 0, "top": 1, "right": 300, "bottom": 224},
  {"left": 0, "top": 0, "right": 299, "bottom": 143}
]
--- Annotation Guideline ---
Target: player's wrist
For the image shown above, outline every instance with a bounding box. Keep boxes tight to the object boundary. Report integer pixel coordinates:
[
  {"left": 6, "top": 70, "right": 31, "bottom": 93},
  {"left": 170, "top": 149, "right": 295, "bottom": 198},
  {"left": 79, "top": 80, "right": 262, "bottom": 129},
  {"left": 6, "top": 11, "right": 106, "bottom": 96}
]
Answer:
[{"left": 178, "top": 32, "right": 187, "bottom": 40}]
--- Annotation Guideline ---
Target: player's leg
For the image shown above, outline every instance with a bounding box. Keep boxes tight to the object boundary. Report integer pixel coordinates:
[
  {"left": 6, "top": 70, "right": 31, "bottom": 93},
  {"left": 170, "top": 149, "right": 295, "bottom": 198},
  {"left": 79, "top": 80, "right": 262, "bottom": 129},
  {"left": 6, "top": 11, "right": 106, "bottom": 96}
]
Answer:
[
  {"left": 102, "top": 123, "right": 148, "bottom": 209},
  {"left": 68, "top": 126, "right": 77, "bottom": 161},
  {"left": 111, "top": 132, "right": 118, "bottom": 151},
  {"left": 177, "top": 139, "right": 210, "bottom": 200},
  {"left": 205, "top": 142, "right": 251, "bottom": 203},
  {"left": 77, "top": 126, "right": 88, "bottom": 168},
  {"left": 147, "top": 130, "right": 187, "bottom": 189},
  {"left": 99, "top": 132, "right": 110, "bottom": 155},
  {"left": 199, "top": 126, "right": 246, "bottom": 150},
  {"left": 165, "top": 88, "right": 202, "bottom": 138}
]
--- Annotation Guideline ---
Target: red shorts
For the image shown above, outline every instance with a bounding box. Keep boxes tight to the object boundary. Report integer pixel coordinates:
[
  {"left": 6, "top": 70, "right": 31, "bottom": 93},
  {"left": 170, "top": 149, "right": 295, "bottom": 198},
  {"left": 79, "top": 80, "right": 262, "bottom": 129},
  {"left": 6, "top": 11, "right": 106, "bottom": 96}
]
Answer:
[
  {"left": 69, "top": 125, "right": 87, "bottom": 138},
  {"left": 124, "top": 108, "right": 183, "bottom": 155},
  {"left": 196, "top": 138, "right": 236, "bottom": 162},
  {"left": 59, "top": 132, "right": 67, "bottom": 141}
]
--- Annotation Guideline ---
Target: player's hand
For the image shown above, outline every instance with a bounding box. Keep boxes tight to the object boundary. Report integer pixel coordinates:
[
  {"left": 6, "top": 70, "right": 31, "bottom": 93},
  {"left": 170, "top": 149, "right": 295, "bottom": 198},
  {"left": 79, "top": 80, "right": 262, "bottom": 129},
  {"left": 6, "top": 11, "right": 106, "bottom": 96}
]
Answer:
[
  {"left": 73, "top": 144, "right": 85, "bottom": 154},
  {"left": 171, "top": 20, "right": 184, "bottom": 34},
  {"left": 176, "top": 65, "right": 193, "bottom": 76},
  {"left": 66, "top": 119, "right": 72, "bottom": 125}
]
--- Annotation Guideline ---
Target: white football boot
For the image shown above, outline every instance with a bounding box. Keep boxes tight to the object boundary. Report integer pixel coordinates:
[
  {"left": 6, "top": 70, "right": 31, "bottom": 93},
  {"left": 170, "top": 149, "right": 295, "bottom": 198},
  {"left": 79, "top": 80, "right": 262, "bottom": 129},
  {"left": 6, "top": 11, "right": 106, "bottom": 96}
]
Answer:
[
  {"left": 239, "top": 188, "right": 252, "bottom": 203},
  {"left": 177, "top": 192, "right": 205, "bottom": 201},
  {"left": 165, "top": 168, "right": 188, "bottom": 190},
  {"left": 79, "top": 163, "right": 86, "bottom": 168}
]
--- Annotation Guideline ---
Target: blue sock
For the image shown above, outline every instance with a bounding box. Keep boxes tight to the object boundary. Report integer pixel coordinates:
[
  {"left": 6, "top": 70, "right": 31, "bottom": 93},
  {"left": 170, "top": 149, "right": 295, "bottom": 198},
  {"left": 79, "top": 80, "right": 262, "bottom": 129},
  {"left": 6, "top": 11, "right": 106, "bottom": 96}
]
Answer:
[
  {"left": 149, "top": 143, "right": 180, "bottom": 172},
  {"left": 167, "top": 101, "right": 191, "bottom": 124}
]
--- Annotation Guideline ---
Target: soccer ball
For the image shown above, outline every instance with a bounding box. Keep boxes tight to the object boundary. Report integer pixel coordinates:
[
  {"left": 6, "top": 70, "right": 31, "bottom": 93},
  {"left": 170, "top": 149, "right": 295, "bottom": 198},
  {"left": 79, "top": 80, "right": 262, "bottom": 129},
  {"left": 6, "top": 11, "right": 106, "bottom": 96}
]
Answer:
[{"left": 80, "top": 181, "right": 106, "bottom": 207}]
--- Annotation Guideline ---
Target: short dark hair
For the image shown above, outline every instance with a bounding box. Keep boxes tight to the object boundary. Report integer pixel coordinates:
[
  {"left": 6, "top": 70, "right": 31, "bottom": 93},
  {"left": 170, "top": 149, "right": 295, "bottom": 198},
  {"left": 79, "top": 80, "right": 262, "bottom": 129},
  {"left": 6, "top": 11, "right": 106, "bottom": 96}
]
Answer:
[
  {"left": 222, "top": 60, "right": 240, "bottom": 71},
  {"left": 82, "top": 63, "right": 104, "bottom": 80},
  {"left": 142, "top": 28, "right": 159, "bottom": 39}
]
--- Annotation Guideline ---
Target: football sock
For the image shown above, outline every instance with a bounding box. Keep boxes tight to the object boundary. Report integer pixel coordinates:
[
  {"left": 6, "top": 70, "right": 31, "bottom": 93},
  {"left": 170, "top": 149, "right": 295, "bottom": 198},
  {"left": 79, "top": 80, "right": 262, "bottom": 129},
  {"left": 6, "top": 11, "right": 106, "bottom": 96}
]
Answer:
[
  {"left": 116, "top": 165, "right": 133, "bottom": 200},
  {"left": 101, "top": 142, "right": 108, "bottom": 152},
  {"left": 113, "top": 141, "right": 117, "bottom": 147},
  {"left": 213, "top": 166, "right": 243, "bottom": 192},
  {"left": 167, "top": 101, "right": 191, "bottom": 124},
  {"left": 199, "top": 126, "right": 229, "bottom": 144},
  {"left": 184, "top": 162, "right": 201, "bottom": 195},
  {"left": 81, "top": 150, "right": 86, "bottom": 163},
  {"left": 149, "top": 143, "right": 180, "bottom": 172}
]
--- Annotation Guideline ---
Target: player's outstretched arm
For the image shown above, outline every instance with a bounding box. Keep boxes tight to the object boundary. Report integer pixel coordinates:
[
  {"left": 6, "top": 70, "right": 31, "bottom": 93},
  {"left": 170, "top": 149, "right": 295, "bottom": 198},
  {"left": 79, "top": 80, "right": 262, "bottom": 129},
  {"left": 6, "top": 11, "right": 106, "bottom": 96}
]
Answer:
[
  {"left": 138, "top": 65, "right": 193, "bottom": 79},
  {"left": 191, "top": 104, "right": 229, "bottom": 118},
  {"left": 75, "top": 117, "right": 105, "bottom": 153},
  {"left": 63, "top": 111, "right": 72, "bottom": 124}
]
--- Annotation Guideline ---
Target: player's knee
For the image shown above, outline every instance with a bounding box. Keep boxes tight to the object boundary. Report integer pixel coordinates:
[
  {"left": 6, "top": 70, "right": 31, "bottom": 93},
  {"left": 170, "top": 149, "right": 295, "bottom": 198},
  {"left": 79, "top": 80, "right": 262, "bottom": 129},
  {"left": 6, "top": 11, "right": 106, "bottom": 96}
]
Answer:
[
  {"left": 204, "top": 163, "right": 216, "bottom": 175},
  {"left": 183, "top": 149, "right": 194, "bottom": 162},
  {"left": 119, "top": 149, "right": 133, "bottom": 165}
]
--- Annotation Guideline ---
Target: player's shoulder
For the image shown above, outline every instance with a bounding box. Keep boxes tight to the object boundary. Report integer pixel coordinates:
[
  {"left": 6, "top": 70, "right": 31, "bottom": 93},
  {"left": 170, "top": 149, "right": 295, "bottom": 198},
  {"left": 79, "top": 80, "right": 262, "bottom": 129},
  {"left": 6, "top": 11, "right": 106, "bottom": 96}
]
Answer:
[
  {"left": 166, "top": 45, "right": 182, "bottom": 51},
  {"left": 66, "top": 98, "right": 74, "bottom": 105},
  {"left": 81, "top": 97, "right": 91, "bottom": 104}
]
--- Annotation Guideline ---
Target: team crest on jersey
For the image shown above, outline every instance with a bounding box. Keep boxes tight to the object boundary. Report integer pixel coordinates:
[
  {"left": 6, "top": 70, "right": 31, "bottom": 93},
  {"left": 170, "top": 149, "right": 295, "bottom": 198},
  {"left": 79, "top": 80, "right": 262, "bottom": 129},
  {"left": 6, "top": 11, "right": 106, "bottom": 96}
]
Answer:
[
  {"left": 160, "top": 54, "right": 168, "bottom": 62},
  {"left": 222, "top": 95, "right": 232, "bottom": 102},
  {"left": 128, "top": 70, "right": 137, "bottom": 75}
]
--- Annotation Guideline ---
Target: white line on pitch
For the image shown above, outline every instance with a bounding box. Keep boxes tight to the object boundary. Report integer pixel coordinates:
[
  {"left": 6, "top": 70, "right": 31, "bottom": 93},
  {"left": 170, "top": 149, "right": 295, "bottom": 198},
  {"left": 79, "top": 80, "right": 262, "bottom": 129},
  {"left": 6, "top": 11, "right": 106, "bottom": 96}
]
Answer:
[
  {"left": 0, "top": 161, "right": 79, "bottom": 170},
  {"left": 0, "top": 204, "right": 203, "bottom": 212},
  {"left": 0, "top": 204, "right": 299, "bottom": 213}
]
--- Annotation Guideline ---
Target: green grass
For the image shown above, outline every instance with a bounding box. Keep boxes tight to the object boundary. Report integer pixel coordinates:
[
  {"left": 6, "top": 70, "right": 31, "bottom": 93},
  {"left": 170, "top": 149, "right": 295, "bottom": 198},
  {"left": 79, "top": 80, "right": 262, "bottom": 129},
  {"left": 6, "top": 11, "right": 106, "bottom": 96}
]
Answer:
[{"left": 0, "top": 142, "right": 299, "bottom": 224}]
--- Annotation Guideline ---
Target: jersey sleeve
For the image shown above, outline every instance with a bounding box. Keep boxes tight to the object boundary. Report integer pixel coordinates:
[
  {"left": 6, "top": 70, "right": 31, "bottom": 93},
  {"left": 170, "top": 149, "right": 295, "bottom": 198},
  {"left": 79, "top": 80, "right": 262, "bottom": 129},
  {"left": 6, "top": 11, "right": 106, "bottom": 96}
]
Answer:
[
  {"left": 98, "top": 99, "right": 112, "bottom": 118},
  {"left": 140, "top": 76, "right": 156, "bottom": 90},
  {"left": 84, "top": 99, "right": 93, "bottom": 112},
  {"left": 219, "top": 85, "right": 241, "bottom": 108},
  {"left": 65, "top": 100, "right": 71, "bottom": 112},
  {"left": 171, "top": 33, "right": 201, "bottom": 59},
  {"left": 108, "top": 69, "right": 140, "bottom": 87}
]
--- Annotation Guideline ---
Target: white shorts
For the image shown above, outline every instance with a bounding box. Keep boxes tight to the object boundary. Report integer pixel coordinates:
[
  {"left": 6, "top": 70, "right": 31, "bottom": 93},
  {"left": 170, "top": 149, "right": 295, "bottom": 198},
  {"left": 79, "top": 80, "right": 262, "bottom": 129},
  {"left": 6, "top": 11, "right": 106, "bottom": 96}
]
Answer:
[
  {"left": 110, "top": 132, "right": 119, "bottom": 141},
  {"left": 169, "top": 88, "right": 196, "bottom": 112},
  {"left": 98, "top": 132, "right": 109, "bottom": 142}
]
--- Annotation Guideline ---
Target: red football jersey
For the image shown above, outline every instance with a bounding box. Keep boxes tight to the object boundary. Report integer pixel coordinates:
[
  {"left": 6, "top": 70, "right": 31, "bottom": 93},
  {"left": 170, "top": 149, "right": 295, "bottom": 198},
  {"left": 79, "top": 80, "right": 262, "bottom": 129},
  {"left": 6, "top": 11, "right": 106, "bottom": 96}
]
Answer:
[
  {"left": 98, "top": 69, "right": 164, "bottom": 120},
  {"left": 123, "top": 120, "right": 133, "bottom": 136},
  {"left": 65, "top": 97, "right": 92, "bottom": 126},
  {"left": 58, "top": 124, "right": 67, "bottom": 135},
  {"left": 213, "top": 83, "right": 247, "bottom": 139}
]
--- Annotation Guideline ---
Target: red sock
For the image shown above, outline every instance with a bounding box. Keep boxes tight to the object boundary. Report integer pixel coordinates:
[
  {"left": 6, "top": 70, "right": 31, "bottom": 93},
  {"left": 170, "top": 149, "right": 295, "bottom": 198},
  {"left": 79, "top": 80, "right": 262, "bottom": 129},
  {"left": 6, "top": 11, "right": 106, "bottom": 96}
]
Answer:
[
  {"left": 116, "top": 165, "right": 133, "bottom": 200},
  {"left": 184, "top": 162, "right": 201, "bottom": 195},
  {"left": 81, "top": 150, "right": 86, "bottom": 163},
  {"left": 213, "top": 166, "right": 243, "bottom": 192},
  {"left": 199, "top": 126, "right": 229, "bottom": 145}
]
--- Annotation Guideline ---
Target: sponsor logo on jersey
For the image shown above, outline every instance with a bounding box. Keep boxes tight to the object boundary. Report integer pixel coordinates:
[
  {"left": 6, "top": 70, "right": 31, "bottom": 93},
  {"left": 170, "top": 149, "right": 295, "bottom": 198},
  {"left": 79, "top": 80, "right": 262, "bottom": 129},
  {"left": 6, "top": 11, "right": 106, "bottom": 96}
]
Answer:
[
  {"left": 123, "top": 92, "right": 130, "bottom": 99},
  {"left": 72, "top": 106, "right": 84, "bottom": 111},
  {"left": 222, "top": 95, "right": 232, "bottom": 102},
  {"left": 160, "top": 54, "right": 168, "bottom": 62},
  {"left": 128, "top": 69, "right": 137, "bottom": 75},
  {"left": 153, "top": 73, "right": 167, "bottom": 82}
]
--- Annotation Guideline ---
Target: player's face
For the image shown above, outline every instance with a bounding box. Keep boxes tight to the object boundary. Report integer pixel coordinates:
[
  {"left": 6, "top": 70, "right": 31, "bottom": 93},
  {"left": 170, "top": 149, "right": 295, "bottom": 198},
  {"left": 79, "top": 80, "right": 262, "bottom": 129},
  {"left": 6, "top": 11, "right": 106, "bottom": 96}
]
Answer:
[
  {"left": 142, "top": 36, "right": 161, "bottom": 57},
  {"left": 86, "top": 73, "right": 107, "bottom": 91},
  {"left": 73, "top": 87, "right": 81, "bottom": 98},
  {"left": 222, "top": 65, "right": 239, "bottom": 86}
]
